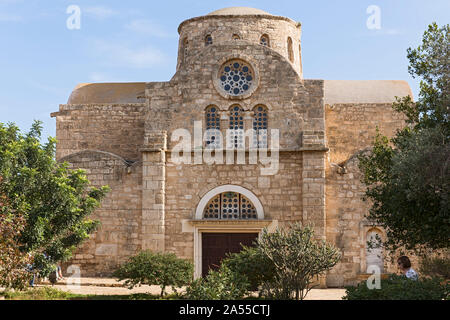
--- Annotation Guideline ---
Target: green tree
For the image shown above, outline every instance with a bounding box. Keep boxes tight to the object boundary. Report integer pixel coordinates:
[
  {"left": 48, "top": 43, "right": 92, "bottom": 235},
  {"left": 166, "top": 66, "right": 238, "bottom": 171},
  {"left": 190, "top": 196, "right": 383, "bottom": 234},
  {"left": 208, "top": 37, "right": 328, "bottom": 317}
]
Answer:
[
  {"left": 113, "top": 250, "right": 193, "bottom": 298},
  {"left": 358, "top": 23, "right": 449, "bottom": 252},
  {"left": 257, "top": 223, "right": 341, "bottom": 300},
  {"left": 0, "top": 121, "right": 109, "bottom": 282}
]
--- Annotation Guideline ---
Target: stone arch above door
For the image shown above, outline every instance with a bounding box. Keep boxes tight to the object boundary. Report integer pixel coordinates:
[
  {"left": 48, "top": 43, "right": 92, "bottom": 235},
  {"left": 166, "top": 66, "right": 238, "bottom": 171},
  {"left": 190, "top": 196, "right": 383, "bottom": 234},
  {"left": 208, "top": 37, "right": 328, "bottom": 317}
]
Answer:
[{"left": 195, "top": 185, "right": 264, "bottom": 220}]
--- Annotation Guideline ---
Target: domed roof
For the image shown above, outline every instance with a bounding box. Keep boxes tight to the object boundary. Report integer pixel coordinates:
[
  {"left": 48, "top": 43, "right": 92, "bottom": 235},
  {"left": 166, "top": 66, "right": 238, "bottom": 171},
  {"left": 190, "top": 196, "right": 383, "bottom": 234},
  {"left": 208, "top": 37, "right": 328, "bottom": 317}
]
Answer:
[
  {"left": 67, "top": 83, "right": 146, "bottom": 104},
  {"left": 207, "top": 7, "right": 272, "bottom": 16}
]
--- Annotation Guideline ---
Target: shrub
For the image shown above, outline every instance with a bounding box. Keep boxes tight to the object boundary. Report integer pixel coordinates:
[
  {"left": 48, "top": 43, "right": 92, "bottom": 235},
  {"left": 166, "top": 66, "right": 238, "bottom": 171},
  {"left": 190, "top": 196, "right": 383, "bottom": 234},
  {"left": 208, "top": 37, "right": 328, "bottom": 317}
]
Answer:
[
  {"left": 419, "top": 254, "right": 450, "bottom": 280},
  {"left": 343, "top": 274, "right": 449, "bottom": 300},
  {"left": 185, "top": 265, "right": 250, "bottom": 300},
  {"left": 113, "top": 250, "right": 193, "bottom": 297},
  {"left": 257, "top": 223, "right": 341, "bottom": 300},
  {"left": 222, "top": 245, "right": 275, "bottom": 294}
]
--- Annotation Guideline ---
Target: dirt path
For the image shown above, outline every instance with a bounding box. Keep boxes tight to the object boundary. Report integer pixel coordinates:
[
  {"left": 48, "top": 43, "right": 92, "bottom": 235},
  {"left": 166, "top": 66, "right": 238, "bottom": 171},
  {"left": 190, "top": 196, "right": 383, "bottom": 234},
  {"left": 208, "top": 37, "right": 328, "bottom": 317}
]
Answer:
[
  {"left": 2, "top": 278, "right": 347, "bottom": 300},
  {"left": 44, "top": 278, "right": 347, "bottom": 300}
]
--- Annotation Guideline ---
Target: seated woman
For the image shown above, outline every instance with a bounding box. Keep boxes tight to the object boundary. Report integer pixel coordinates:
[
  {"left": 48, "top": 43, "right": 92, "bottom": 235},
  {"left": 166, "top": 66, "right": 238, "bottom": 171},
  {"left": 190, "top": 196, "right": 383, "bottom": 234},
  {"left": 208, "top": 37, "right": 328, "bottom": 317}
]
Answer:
[{"left": 397, "top": 256, "right": 419, "bottom": 280}]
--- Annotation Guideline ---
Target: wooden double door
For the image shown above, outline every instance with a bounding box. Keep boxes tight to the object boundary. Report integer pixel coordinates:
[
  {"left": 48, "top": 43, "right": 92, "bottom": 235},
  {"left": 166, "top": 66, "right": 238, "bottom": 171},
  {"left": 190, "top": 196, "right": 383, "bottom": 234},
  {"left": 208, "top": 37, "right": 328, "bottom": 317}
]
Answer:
[{"left": 202, "top": 232, "right": 258, "bottom": 277}]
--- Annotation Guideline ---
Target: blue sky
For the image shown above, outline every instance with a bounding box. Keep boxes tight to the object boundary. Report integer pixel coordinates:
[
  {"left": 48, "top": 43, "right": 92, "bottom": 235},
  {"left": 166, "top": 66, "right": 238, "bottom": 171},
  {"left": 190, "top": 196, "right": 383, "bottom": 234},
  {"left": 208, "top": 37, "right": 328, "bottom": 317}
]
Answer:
[{"left": 0, "top": 0, "right": 449, "bottom": 141}]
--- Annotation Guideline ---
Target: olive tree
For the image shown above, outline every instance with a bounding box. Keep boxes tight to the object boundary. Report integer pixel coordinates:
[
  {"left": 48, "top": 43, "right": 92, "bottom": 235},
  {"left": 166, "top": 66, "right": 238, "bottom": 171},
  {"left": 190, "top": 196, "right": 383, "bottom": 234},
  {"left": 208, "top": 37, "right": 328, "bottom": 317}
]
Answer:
[{"left": 257, "top": 223, "right": 341, "bottom": 300}]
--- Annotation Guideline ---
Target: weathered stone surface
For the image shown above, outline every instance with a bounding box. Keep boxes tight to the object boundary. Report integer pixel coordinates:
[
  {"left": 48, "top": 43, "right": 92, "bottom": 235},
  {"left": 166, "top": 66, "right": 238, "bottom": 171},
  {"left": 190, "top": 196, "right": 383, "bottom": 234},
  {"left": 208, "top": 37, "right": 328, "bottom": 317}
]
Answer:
[{"left": 53, "top": 7, "right": 412, "bottom": 284}]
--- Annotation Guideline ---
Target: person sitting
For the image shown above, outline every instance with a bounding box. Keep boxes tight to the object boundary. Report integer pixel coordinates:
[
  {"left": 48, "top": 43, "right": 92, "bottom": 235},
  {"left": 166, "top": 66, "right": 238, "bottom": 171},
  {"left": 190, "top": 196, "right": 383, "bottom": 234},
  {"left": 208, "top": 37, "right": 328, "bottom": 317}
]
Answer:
[{"left": 397, "top": 256, "right": 418, "bottom": 280}]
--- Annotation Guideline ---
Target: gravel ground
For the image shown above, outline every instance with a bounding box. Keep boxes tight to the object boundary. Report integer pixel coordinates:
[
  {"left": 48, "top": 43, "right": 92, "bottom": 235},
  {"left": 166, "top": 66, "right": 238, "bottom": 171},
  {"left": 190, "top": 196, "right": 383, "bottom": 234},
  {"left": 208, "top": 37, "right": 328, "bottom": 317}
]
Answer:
[
  {"left": 47, "top": 278, "right": 346, "bottom": 300},
  {"left": 2, "top": 278, "right": 347, "bottom": 300}
]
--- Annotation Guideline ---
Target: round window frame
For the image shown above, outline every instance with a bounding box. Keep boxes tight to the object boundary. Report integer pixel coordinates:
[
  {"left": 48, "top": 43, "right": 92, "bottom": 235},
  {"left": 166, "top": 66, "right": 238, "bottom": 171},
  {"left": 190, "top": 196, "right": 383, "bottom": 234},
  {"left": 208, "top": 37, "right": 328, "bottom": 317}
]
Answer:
[{"left": 213, "top": 55, "right": 259, "bottom": 100}]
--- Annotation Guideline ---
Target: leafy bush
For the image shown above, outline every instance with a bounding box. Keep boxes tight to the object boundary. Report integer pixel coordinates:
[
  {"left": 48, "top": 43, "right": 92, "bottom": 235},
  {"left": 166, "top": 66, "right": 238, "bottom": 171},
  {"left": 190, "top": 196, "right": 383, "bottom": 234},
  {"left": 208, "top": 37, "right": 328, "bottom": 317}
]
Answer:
[
  {"left": 344, "top": 274, "right": 449, "bottom": 300},
  {"left": 419, "top": 254, "right": 450, "bottom": 280},
  {"left": 222, "top": 245, "right": 275, "bottom": 294},
  {"left": 113, "top": 250, "right": 193, "bottom": 297},
  {"left": 257, "top": 223, "right": 341, "bottom": 300},
  {"left": 185, "top": 265, "right": 249, "bottom": 300}
]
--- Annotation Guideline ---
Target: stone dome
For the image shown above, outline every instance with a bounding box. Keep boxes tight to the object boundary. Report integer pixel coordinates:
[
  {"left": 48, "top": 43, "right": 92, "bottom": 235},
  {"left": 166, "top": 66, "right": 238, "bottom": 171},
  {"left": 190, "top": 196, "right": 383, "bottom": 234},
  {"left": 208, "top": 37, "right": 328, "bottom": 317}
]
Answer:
[
  {"left": 177, "top": 7, "right": 303, "bottom": 77},
  {"left": 207, "top": 7, "right": 272, "bottom": 16}
]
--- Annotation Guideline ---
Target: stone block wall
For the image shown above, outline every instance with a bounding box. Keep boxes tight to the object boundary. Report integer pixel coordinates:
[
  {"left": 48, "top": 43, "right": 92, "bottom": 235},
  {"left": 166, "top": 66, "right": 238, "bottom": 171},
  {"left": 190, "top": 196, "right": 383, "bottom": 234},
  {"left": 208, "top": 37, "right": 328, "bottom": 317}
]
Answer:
[
  {"left": 60, "top": 151, "right": 142, "bottom": 277},
  {"left": 325, "top": 103, "right": 407, "bottom": 286},
  {"left": 178, "top": 15, "right": 302, "bottom": 75},
  {"left": 325, "top": 103, "right": 406, "bottom": 164},
  {"left": 147, "top": 42, "right": 324, "bottom": 151},
  {"left": 52, "top": 103, "right": 146, "bottom": 161},
  {"left": 164, "top": 152, "right": 303, "bottom": 260}
]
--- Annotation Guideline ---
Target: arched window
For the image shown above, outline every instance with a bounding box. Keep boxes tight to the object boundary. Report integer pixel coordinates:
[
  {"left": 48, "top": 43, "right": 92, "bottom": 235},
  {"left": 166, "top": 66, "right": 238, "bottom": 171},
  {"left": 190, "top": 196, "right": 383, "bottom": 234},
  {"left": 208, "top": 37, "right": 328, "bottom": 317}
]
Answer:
[
  {"left": 229, "top": 105, "right": 244, "bottom": 149},
  {"left": 253, "top": 105, "right": 268, "bottom": 148},
  {"left": 260, "top": 34, "right": 270, "bottom": 47},
  {"left": 366, "top": 229, "right": 384, "bottom": 273},
  {"left": 287, "top": 37, "right": 294, "bottom": 63},
  {"left": 232, "top": 34, "right": 241, "bottom": 40},
  {"left": 205, "top": 106, "right": 221, "bottom": 149},
  {"left": 205, "top": 34, "right": 213, "bottom": 46},
  {"left": 203, "top": 192, "right": 258, "bottom": 220}
]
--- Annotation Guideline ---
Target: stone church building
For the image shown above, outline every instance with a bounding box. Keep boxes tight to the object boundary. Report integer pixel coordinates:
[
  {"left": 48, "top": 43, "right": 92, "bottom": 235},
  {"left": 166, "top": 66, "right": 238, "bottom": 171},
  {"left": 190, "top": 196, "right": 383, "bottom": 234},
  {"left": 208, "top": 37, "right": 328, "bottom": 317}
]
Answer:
[{"left": 51, "top": 7, "right": 412, "bottom": 287}]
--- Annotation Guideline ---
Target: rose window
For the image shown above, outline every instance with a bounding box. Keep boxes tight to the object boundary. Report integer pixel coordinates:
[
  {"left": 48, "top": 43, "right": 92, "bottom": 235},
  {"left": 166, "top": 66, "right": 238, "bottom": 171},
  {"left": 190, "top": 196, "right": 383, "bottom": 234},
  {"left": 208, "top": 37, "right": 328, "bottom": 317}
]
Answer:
[{"left": 219, "top": 60, "right": 254, "bottom": 96}]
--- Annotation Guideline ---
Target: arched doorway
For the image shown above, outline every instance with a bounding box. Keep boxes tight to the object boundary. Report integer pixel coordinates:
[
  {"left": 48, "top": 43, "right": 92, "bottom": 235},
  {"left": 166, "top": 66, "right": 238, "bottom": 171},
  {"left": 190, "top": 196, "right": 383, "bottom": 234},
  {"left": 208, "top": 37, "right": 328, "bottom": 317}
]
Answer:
[{"left": 191, "top": 185, "right": 273, "bottom": 278}]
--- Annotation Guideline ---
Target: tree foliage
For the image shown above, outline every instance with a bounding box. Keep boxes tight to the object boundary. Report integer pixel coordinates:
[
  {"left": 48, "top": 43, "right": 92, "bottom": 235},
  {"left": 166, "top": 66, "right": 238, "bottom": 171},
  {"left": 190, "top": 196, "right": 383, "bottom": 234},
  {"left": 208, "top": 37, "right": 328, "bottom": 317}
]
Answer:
[
  {"left": 358, "top": 23, "right": 449, "bottom": 252},
  {"left": 0, "top": 180, "right": 33, "bottom": 290},
  {"left": 185, "top": 265, "right": 249, "bottom": 300},
  {"left": 113, "top": 250, "right": 193, "bottom": 297},
  {"left": 419, "top": 250, "right": 450, "bottom": 280},
  {"left": 222, "top": 245, "right": 276, "bottom": 294},
  {"left": 0, "top": 121, "right": 109, "bottom": 282},
  {"left": 257, "top": 223, "right": 341, "bottom": 300}
]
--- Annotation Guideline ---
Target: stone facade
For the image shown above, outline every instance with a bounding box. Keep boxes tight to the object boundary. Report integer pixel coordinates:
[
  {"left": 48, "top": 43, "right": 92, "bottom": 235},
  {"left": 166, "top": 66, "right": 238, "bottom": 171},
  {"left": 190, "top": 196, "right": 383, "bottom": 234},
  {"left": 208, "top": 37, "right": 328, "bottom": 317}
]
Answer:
[{"left": 51, "top": 7, "right": 413, "bottom": 286}]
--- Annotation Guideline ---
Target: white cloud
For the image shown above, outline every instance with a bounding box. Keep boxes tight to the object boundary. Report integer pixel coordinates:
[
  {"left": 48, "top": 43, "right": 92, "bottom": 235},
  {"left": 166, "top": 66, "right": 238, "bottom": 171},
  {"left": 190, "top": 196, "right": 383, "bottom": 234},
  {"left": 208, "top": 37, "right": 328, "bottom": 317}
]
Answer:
[
  {"left": 84, "top": 6, "right": 118, "bottom": 20},
  {"left": 91, "top": 40, "right": 168, "bottom": 68},
  {"left": 125, "top": 19, "right": 174, "bottom": 38}
]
